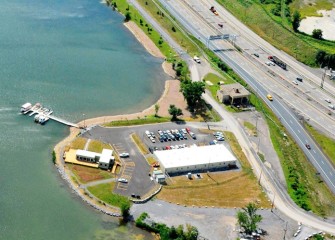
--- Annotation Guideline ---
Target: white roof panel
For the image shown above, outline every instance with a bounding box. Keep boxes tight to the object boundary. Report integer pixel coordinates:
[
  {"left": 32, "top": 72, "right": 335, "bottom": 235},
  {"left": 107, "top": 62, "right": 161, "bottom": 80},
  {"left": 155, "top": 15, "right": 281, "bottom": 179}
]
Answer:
[
  {"left": 99, "top": 149, "right": 114, "bottom": 164},
  {"left": 76, "top": 149, "right": 98, "bottom": 159},
  {"left": 154, "top": 145, "right": 236, "bottom": 169}
]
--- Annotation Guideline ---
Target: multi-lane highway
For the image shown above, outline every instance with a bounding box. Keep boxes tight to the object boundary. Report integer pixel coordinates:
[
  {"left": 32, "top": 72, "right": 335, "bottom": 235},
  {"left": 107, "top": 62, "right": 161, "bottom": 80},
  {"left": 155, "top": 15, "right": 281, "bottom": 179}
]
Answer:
[
  {"left": 128, "top": 0, "right": 335, "bottom": 234},
  {"left": 154, "top": 0, "right": 335, "bottom": 193}
]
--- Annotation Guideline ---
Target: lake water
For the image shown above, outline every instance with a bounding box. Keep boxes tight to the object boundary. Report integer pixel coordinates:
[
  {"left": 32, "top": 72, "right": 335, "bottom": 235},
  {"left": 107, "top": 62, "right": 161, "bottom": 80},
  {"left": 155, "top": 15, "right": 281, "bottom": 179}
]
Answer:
[{"left": 0, "top": 0, "right": 166, "bottom": 239}]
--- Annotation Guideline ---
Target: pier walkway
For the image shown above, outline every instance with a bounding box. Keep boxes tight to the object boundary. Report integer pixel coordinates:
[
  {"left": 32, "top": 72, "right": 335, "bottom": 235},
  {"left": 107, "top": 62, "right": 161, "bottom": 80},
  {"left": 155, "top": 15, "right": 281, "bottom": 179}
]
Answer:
[{"left": 21, "top": 102, "right": 80, "bottom": 128}]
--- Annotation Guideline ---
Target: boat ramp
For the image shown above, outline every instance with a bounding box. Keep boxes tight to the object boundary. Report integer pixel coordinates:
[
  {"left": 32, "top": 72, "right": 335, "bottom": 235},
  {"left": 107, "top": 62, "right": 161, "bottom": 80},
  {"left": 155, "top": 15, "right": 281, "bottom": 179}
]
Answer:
[{"left": 21, "top": 102, "right": 79, "bottom": 128}]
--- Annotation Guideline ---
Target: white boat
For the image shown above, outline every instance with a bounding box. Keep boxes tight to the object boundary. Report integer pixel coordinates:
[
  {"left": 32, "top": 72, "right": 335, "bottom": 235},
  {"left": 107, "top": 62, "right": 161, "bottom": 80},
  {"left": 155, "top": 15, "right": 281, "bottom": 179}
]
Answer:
[
  {"left": 34, "top": 114, "right": 41, "bottom": 122},
  {"left": 39, "top": 116, "right": 49, "bottom": 125},
  {"left": 21, "top": 102, "right": 32, "bottom": 113}
]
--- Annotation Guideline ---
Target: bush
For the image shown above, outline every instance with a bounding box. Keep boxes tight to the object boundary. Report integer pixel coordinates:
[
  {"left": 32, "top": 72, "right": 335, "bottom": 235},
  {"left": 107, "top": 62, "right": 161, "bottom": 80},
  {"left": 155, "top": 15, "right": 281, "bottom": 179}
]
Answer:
[{"left": 52, "top": 150, "right": 56, "bottom": 164}]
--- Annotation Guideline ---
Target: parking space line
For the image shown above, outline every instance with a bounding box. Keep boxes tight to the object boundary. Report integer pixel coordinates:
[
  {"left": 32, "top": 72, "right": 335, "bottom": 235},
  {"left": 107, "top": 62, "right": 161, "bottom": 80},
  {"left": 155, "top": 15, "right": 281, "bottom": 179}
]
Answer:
[{"left": 125, "top": 162, "right": 135, "bottom": 167}]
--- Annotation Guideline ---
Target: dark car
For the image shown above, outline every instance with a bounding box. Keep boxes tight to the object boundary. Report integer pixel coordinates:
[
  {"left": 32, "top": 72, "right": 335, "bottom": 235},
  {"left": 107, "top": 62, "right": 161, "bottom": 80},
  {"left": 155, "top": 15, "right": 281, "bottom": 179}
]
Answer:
[
  {"left": 296, "top": 77, "right": 303, "bottom": 82},
  {"left": 305, "top": 144, "right": 311, "bottom": 149},
  {"left": 253, "top": 53, "right": 259, "bottom": 57}
]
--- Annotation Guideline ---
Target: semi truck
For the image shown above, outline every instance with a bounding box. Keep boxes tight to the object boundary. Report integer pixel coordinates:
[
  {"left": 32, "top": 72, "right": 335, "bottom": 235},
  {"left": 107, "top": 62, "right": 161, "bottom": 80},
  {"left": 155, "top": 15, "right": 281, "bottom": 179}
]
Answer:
[{"left": 268, "top": 56, "right": 287, "bottom": 70}]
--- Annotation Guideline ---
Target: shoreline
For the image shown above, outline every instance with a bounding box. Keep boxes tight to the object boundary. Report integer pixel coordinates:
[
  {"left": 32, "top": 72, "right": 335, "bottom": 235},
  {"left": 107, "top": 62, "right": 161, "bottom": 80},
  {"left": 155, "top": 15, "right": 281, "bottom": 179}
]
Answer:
[{"left": 53, "top": 19, "right": 177, "bottom": 216}]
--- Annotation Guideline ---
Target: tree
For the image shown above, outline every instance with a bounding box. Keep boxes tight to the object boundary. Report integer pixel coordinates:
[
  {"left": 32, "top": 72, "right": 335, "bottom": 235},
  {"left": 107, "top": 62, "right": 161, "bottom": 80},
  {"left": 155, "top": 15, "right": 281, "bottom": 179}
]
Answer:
[
  {"left": 292, "top": 10, "right": 301, "bottom": 32},
  {"left": 168, "top": 105, "right": 183, "bottom": 120},
  {"left": 237, "top": 203, "right": 263, "bottom": 234},
  {"left": 154, "top": 104, "right": 160, "bottom": 116},
  {"left": 124, "top": 11, "right": 131, "bottom": 22},
  {"left": 312, "top": 29, "right": 323, "bottom": 39},
  {"left": 180, "top": 81, "right": 205, "bottom": 111},
  {"left": 120, "top": 201, "right": 131, "bottom": 220},
  {"left": 185, "top": 224, "right": 199, "bottom": 240},
  {"left": 172, "top": 26, "right": 176, "bottom": 32}
]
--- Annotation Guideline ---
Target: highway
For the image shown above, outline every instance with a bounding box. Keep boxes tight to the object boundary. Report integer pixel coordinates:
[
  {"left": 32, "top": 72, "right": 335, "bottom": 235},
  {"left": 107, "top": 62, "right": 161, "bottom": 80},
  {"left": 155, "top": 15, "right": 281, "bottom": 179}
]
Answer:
[{"left": 128, "top": 0, "right": 335, "bottom": 234}]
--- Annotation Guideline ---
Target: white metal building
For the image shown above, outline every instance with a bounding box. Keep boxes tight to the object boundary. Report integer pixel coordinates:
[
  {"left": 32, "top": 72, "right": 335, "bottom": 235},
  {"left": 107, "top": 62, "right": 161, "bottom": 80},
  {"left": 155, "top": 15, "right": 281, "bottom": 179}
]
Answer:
[
  {"left": 154, "top": 144, "right": 237, "bottom": 174},
  {"left": 76, "top": 149, "right": 114, "bottom": 169},
  {"left": 98, "top": 149, "right": 115, "bottom": 170}
]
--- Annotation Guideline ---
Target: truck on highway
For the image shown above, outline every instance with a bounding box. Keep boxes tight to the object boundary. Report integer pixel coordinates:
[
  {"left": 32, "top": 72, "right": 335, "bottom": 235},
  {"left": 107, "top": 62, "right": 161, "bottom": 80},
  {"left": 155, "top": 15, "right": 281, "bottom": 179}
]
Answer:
[
  {"left": 210, "top": 6, "right": 219, "bottom": 16},
  {"left": 268, "top": 55, "right": 287, "bottom": 70}
]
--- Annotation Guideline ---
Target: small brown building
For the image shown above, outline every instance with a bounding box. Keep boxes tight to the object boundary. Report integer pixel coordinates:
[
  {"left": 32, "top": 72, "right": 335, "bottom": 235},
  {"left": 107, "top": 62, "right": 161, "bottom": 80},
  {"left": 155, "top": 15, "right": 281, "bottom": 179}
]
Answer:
[{"left": 217, "top": 83, "right": 250, "bottom": 105}]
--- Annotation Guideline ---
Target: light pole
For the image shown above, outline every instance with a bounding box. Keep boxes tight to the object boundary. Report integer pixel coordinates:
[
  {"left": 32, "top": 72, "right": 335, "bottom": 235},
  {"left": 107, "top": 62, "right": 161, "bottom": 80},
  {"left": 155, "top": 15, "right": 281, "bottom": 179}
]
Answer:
[{"left": 271, "top": 194, "right": 276, "bottom": 212}]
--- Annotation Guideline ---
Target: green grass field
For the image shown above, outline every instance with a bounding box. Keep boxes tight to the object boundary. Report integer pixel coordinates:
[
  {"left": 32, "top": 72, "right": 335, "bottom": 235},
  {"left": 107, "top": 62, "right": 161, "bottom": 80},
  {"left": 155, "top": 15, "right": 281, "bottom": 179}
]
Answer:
[
  {"left": 103, "top": 115, "right": 170, "bottom": 127},
  {"left": 217, "top": 0, "right": 335, "bottom": 67},
  {"left": 290, "top": 0, "right": 334, "bottom": 18},
  {"left": 87, "top": 182, "right": 130, "bottom": 208}
]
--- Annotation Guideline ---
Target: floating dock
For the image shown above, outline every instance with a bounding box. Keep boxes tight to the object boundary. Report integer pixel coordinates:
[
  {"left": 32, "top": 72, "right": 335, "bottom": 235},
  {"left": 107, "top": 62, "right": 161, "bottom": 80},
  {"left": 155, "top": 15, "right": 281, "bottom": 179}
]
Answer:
[{"left": 21, "top": 102, "right": 80, "bottom": 128}]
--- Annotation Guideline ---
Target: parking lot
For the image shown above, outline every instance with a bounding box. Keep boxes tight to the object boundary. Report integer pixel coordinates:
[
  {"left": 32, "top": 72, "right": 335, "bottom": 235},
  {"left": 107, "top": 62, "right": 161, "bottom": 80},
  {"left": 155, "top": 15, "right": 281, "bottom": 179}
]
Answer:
[
  {"left": 138, "top": 124, "right": 228, "bottom": 151},
  {"left": 82, "top": 122, "right": 231, "bottom": 197}
]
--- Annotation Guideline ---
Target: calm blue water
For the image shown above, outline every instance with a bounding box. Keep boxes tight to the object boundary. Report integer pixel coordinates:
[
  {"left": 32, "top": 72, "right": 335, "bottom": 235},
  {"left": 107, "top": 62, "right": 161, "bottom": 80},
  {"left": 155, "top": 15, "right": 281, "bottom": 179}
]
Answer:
[{"left": 0, "top": 0, "right": 165, "bottom": 239}]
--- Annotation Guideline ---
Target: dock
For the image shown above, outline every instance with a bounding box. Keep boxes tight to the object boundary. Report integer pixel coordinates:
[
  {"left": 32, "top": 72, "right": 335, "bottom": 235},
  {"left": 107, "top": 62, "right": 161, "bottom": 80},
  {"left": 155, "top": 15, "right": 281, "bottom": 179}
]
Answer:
[{"left": 21, "top": 102, "right": 80, "bottom": 128}]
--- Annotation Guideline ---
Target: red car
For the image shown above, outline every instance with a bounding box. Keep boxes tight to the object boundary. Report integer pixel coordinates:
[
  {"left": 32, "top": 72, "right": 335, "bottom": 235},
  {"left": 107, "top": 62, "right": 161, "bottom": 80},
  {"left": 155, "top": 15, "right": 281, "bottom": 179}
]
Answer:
[
  {"left": 305, "top": 144, "right": 311, "bottom": 150},
  {"left": 186, "top": 127, "right": 191, "bottom": 133}
]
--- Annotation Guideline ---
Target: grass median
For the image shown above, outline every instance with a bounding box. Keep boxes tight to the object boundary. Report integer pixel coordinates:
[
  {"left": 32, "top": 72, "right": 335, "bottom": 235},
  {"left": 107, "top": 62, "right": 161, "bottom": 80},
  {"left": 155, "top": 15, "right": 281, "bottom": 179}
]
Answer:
[{"left": 103, "top": 115, "right": 170, "bottom": 127}]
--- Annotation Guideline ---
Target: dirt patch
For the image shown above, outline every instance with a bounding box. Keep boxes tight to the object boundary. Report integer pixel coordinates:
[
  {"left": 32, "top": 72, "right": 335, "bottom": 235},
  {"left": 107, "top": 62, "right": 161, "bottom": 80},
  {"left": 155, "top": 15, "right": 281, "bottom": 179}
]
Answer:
[
  {"left": 157, "top": 80, "right": 191, "bottom": 118},
  {"left": 67, "top": 164, "right": 114, "bottom": 183},
  {"left": 124, "top": 21, "right": 165, "bottom": 59},
  {"left": 158, "top": 172, "right": 270, "bottom": 208}
]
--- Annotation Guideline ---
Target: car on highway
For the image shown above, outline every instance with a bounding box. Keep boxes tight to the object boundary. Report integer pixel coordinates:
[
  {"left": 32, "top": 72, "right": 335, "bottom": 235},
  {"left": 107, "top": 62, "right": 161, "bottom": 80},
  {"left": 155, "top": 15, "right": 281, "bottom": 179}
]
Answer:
[
  {"left": 267, "top": 94, "right": 273, "bottom": 101},
  {"left": 292, "top": 80, "right": 298, "bottom": 85},
  {"left": 119, "top": 152, "right": 129, "bottom": 158},
  {"left": 253, "top": 53, "right": 259, "bottom": 57},
  {"left": 305, "top": 144, "right": 311, "bottom": 150},
  {"left": 328, "top": 104, "right": 335, "bottom": 110},
  {"left": 325, "top": 99, "right": 331, "bottom": 103},
  {"left": 118, "top": 178, "right": 128, "bottom": 183},
  {"left": 296, "top": 77, "right": 303, "bottom": 82}
]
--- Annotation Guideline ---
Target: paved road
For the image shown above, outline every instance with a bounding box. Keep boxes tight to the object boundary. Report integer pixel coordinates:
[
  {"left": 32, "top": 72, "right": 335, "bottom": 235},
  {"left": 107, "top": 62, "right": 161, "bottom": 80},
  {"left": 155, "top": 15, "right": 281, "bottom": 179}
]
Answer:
[
  {"left": 128, "top": 0, "right": 335, "bottom": 235},
  {"left": 156, "top": 0, "right": 335, "bottom": 195}
]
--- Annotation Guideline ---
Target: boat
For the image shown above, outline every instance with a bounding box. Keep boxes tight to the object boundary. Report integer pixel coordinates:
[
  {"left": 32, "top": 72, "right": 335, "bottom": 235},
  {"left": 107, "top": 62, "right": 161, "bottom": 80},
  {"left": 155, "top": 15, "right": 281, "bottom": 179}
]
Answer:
[
  {"left": 34, "top": 114, "right": 41, "bottom": 123},
  {"left": 38, "top": 116, "right": 49, "bottom": 125},
  {"left": 21, "top": 102, "right": 32, "bottom": 113}
]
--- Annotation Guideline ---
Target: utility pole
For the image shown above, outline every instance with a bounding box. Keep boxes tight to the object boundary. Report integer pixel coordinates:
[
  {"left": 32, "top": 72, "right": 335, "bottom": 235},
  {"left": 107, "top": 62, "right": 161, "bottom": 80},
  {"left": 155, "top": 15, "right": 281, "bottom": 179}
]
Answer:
[
  {"left": 271, "top": 194, "right": 276, "bottom": 212},
  {"left": 283, "top": 221, "right": 288, "bottom": 239},
  {"left": 321, "top": 67, "right": 327, "bottom": 88}
]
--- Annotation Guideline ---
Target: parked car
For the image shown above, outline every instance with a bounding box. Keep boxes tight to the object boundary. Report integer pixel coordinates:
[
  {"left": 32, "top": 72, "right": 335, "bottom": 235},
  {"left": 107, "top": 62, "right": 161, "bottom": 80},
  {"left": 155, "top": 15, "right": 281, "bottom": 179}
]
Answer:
[
  {"left": 150, "top": 137, "right": 156, "bottom": 143},
  {"left": 181, "top": 128, "right": 187, "bottom": 134},
  {"left": 189, "top": 132, "right": 196, "bottom": 139},
  {"left": 118, "top": 178, "right": 128, "bottom": 183},
  {"left": 186, "top": 128, "right": 191, "bottom": 133},
  {"left": 119, "top": 152, "right": 129, "bottom": 158},
  {"left": 145, "top": 130, "right": 151, "bottom": 138}
]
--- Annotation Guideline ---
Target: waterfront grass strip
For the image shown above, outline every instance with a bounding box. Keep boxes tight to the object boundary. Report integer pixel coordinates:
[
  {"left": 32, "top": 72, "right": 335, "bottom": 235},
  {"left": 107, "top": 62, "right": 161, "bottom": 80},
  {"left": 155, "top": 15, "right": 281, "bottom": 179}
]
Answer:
[
  {"left": 103, "top": 115, "right": 170, "bottom": 127},
  {"left": 87, "top": 182, "right": 130, "bottom": 208}
]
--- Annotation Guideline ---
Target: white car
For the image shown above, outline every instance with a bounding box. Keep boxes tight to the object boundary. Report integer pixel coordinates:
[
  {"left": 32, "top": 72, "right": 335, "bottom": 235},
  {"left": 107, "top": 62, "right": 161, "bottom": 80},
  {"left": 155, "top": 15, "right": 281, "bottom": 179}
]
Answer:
[
  {"left": 118, "top": 178, "right": 128, "bottom": 183},
  {"left": 119, "top": 152, "right": 129, "bottom": 158},
  {"left": 325, "top": 99, "right": 331, "bottom": 103},
  {"left": 193, "top": 56, "right": 201, "bottom": 63},
  {"left": 328, "top": 104, "right": 335, "bottom": 110},
  {"left": 150, "top": 137, "right": 156, "bottom": 143},
  {"left": 292, "top": 80, "right": 298, "bottom": 85},
  {"left": 181, "top": 129, "right": 187, "bottom": 134}
]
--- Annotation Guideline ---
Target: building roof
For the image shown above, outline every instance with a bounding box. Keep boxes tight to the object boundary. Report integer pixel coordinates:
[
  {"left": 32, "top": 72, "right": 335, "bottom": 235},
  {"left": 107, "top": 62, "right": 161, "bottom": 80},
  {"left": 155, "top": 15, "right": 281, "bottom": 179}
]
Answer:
[
  {"left": 99, "top": 149, "right": 114, "bottom": 164},
  {"left": 219, "top": 83, "right": 250, "bottom": 98},
  {"left": 154, "top": 144, "right": 237, "bottom": 169},
  {"left": 76, "top": 149, "right": 99, "bottom": 159}
]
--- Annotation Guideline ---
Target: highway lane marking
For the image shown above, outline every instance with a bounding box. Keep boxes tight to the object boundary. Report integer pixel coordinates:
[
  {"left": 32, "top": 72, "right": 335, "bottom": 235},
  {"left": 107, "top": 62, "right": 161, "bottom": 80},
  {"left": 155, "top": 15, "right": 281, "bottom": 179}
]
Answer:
[
  {"left": 330, "top": 172, "right": 333, "bottom": 176},
  {"left": 298, "top": 130, "right": 300, "bottom": 133},
  {"left": 290, "top": 120, "right": 293, "bottom": 124},
  {"left": 322, "top": 161, "right": 325, "bottom": 165},
  {"left": 313, "top": 150, "right": 316, "bottom": 154}
]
